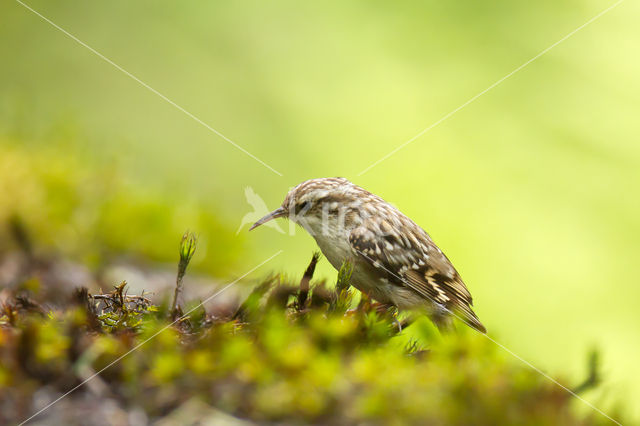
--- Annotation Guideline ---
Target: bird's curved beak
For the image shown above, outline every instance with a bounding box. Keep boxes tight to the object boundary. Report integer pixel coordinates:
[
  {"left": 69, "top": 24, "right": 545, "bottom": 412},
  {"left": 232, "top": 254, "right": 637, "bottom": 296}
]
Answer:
[{"left": 249, "top": 207, "right": 287, "bottom": 231}]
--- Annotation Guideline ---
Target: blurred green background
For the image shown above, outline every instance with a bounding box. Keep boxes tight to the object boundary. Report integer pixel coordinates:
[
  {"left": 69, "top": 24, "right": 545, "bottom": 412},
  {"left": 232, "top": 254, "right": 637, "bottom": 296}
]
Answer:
[{"left": 1, "top": 0, "right": 638, "bottom": 419}]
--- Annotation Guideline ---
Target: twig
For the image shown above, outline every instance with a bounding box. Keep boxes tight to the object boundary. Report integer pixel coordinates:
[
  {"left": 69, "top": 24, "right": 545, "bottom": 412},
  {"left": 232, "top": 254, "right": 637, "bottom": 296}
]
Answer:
[
  {"left": 296, "top": 252, "right": 320, "bottom": 310},
  {"left": 573, "top": 349, "right": 601, "bottom": 394}
]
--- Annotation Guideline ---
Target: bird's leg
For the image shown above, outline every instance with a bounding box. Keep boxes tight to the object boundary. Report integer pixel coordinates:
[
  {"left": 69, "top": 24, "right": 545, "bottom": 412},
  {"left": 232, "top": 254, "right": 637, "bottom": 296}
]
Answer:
[
  {"left": 369, "top": 302, "right": 406, "bottom": 333},
  {"left": 395, "top": 317, "right": 403, "bottom": 333},
  {"left": 346, "top": 292, "right": 369, "bottom": 316},
  {"left": 388, "top": 309, "right": 404, "bottom": 334},
  {"left": 357, "top": 292, "right": 372, "bottom": 312},
  {"left": 372, "top": 302, "right": 394, "bottom": 315},
  {"left": 397, "top": 314, "right": 417, "bottom": 332},
  {"left": 385, "top": 311, "right": 417, "bottom": 335}
]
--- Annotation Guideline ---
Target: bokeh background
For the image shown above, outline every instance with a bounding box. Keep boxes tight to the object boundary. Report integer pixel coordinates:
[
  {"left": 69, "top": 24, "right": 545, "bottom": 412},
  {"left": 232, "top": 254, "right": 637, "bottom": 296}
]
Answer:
[{"left": 1, "top": 0, "right": 639, "bottom": 419}]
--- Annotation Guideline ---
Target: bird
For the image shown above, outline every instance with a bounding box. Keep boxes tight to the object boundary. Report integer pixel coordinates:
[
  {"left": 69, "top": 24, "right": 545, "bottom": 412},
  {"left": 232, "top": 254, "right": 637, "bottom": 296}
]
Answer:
[{"left": 249, "top": 177, "right": 486, "bottom": 333}]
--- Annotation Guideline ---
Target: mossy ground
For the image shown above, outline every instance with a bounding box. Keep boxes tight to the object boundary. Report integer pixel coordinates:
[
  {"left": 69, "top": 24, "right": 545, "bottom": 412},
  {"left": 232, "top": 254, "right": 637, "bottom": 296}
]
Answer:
[{"left": 0, "top": 250, "right": 621, "bottom": 425}]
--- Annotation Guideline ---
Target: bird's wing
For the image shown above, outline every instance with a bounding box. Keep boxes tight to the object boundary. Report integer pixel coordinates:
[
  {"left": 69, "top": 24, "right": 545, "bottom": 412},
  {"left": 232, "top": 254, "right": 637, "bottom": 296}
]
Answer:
[{"left": 348, "top": 217, "right": 485, "bottom": 333}]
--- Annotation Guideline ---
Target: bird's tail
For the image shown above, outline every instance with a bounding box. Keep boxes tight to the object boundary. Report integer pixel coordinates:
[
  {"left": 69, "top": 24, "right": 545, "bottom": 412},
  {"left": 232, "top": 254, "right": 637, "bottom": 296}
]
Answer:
[
  {"left": 456, "top": 304, "right": 487, "bottom": 334},
  {"left": 430, "top": 305, "right": 486, "bottom": 334}
]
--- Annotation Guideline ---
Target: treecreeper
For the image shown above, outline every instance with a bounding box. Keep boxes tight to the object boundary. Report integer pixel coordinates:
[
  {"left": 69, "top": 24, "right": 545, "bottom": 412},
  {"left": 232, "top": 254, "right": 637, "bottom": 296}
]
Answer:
[{"left": 250, "top": 177, "right": 485, "bottom": 333}]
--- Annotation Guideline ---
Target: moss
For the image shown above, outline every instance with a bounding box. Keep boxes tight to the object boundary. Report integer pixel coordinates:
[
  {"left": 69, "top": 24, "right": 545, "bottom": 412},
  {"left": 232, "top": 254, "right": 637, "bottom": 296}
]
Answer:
[{"left": 0, "top": 254, "right": 624, "bottom": 425}]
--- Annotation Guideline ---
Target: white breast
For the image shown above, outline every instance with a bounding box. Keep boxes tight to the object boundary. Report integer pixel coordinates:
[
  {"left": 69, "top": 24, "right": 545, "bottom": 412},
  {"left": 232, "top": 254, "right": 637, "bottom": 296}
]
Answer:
[
  {"left": 313, "top": 233, "right": 353, "bottom": 272},
  {"left": 313, "top": 233, "right": 397, "bottom": 305},
  {"left": 295, "top": 213, "right": 396, "bottom": 305}
]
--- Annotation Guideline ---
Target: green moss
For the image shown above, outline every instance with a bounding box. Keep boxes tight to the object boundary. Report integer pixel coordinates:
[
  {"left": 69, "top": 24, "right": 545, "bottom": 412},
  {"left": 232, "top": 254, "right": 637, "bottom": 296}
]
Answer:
[
  {"left": 0, "top": 270, "right": 623, "bottom": 425},
  {"left": 0, "top": 222, "right": 624, "bottom": 424}
]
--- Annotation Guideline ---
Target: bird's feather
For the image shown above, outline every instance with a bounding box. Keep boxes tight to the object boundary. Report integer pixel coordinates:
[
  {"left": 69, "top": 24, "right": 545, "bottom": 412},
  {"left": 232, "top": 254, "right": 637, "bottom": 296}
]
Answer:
[{"left": 349, "top": 217, "right": 486, "bottom": 333}]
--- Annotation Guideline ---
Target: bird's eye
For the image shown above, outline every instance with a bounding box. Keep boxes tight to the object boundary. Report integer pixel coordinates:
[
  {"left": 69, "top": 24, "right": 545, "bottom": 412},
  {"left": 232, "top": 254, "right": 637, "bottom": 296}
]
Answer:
[{"left": 296, "top": 201, "right": 311, "bottom": 214}]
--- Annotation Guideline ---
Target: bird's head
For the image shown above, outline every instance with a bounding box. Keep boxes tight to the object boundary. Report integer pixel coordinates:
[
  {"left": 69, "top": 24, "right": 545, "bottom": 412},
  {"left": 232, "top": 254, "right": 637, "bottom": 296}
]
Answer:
[{"left": 250, "top": 177, "right": 366, "bottom": 235}]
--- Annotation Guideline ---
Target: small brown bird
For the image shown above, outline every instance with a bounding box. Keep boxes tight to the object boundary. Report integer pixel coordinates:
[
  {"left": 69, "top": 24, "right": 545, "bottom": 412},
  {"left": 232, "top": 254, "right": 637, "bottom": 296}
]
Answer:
[{"left": 250, "top": 177, "right": 485, "bottom": 333}]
